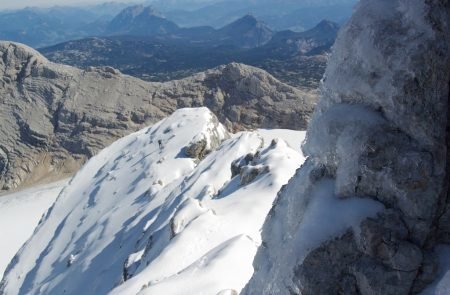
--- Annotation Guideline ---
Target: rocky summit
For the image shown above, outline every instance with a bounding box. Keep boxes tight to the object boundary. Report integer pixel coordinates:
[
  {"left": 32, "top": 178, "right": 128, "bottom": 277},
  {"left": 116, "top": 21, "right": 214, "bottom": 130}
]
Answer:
[
  {"left": 244, "top": 0, "right": 450, "bottom": 294},
  {"left": 0, "top": 41, "right": 317, "bottom": 192}
]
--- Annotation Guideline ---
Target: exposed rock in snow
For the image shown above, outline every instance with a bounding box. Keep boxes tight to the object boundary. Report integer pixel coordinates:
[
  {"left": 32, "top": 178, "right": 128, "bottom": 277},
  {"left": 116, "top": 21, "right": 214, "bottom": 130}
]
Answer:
[
  {"left": 0, "top": 108, "right": 307, "bottom": 295},
  {"left": 244, "top": 0, "right": 449, "bottom": 294},
  {"left": 0, "top": 41, "right": 317, "bottom": 192}
]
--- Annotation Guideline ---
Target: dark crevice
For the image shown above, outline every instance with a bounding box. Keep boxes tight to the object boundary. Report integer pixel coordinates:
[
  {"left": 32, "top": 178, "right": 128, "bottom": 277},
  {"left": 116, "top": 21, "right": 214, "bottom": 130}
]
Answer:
[
  {"left": 0, "top": 146, "right": 9, "bottom": 178},
  {"left": 412, "top": 80, "right": 450, "bottom": 294},
  {"left": 51, "top": 102, "right": 64, "bottom": 133},
  {"left": 444, "top": 79, "right": 450, "bottom": 220}
]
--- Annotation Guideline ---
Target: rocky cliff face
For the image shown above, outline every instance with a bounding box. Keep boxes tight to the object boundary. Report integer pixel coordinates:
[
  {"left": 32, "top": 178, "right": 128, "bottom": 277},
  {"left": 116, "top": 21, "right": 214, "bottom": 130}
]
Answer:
[
  {"left": 0, "top": 41, "right": 317, "bottom": 192},
  {"left": 244, "top": 0, "right": 450, "bottom": 294}
]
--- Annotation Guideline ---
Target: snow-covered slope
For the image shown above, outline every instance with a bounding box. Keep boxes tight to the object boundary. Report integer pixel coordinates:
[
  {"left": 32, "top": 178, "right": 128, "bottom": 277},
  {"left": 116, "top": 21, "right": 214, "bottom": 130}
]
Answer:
[
  {"left": 0, "top": 107, "right": 306, "bottom": 295},
  {"left": 0, "top": 181, "right": 67, "bottom": 280}
]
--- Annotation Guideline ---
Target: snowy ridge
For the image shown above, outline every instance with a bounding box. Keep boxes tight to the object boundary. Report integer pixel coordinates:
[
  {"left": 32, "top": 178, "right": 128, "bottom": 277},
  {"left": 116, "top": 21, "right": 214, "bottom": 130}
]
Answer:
[{"left": 0, "top": 108, "right": 306, "bottom": 295}]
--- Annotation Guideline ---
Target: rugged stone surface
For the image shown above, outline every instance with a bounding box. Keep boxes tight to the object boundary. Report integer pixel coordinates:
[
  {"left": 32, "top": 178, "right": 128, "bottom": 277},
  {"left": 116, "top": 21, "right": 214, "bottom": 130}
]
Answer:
[
  {"left": 0, "top": 41, "right": 316, "bottom": 192},
  {"left": 244, "top": 0, "right": 449, "bottom": 294},
  {"left": 240, "top": 165, "right": 268, "bottom": 186},
  {"left": 231, "top": 153, "right": 255, "bottom": 178}
]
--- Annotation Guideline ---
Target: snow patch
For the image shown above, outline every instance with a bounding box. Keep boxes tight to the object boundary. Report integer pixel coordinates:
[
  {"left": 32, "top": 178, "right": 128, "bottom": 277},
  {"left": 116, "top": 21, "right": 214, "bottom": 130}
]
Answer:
[
  {"left": 293, "top": 179, "right": 384, "bottom": 264},
  {"left": 0, "top": 180, "right": 67, "bottom": 280}
]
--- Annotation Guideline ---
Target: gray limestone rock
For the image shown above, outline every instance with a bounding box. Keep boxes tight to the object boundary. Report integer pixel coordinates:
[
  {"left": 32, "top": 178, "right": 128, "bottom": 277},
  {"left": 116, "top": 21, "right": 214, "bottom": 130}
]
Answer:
[
  {"left": 244, "top": 0, "right": 449, "bottom": 294},
  {"left": 184, "top": 139, "right": 209, "bottom": 160},
  {"left": 0, "top": 41, "right": 317, "bottom": 192},
  {"left": 240, "top": 165, "right": 269, "bottom": 186},
  {"left": 231, "top": 153, "right": 255, "bottom": 178}
]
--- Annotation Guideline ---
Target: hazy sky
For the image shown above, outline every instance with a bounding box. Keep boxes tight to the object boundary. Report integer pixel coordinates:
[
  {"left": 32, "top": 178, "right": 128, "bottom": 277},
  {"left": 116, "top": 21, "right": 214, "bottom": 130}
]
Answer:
[
  {"left": 0, "top": 0, "right": 140, "bottom": 10},
  {"left": 0, "top": 0, "right": 354, "bottom": 10}
]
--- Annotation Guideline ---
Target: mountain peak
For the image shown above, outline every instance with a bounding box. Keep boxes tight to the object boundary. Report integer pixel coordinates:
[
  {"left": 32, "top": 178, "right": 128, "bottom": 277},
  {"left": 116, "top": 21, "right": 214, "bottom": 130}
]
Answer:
[
  {"left": 314, "top": 19, "right": 340, "bottom": 32},
  {"left": 141, "top": 5, "right": 160, "bottom": 17},
  {"left": 241, "top": 13, "right": 258, "bottom": 23},
  {"left": 231, "top": 14, "right": 261, "bottom": 27},
  {"left": 119, "top": 4, "right": 144, "bottom": 17},
  {"left": 218, "top": 14, "right": 274, "bottom": 48},
  {"left": 223, "top": 14, "right": 273, "bottom": 32},
  {"left": 0, "top": 41, "right": 46, "bottom": 62},
  {"left": 0, "top": 41, "right": 48, "bottom": 81},
  {"left": 114, "top": 5, "right": 160, "bottom": 19},
  {"left": 106, "top": 4, "right": 177, "bottom": 36},
  {"left": 0, "top": 106, "right": 306, "bottom": 294}
]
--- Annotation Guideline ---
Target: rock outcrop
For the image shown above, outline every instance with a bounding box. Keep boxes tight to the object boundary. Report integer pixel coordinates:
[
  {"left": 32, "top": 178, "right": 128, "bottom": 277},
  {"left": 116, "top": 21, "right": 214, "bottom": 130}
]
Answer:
[
  {"left": 244, "top": 0, "right": 449, "bottom": 294},
  {"left": 0, "top": 41, "right": 317, "bottom": 191}
]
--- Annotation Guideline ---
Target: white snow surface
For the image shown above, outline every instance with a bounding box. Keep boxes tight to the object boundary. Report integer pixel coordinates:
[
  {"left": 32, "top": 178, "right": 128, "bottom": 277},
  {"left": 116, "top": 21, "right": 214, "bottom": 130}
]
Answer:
[
  {"left": 244, "top": 159, "right": 384, "bottom": 294},
  {"left": 292, "top": 179, "right": 384, "bottom": 265},
  {"left": 0, "top": 108, "right": 306, "bottom": 295},
  {"left": 257, "top": 129, "right": 306, "bottom": 153},
  {"left": 0, "top": 180, "right": 67, "bottom": 280}
]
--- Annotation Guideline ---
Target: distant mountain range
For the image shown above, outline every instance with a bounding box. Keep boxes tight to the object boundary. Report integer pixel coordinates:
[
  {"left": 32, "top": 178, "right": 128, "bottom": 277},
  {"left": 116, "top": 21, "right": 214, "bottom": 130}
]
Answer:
[
  {"left": 251, "top": 20, "right": 339, "bottom": 58},
  {"left": 160, "top": 0, "right": 356, "bottom": 31},
  {"left": 0, "top": 2, "right": 342, "bottom": 89},
  {"left": 104, "top": 5, "right": 274, "bottom": 49},
  {"left": 0, "top": 1, "right": 355, "bottom": 48},
  {"left": 0, "top": 3, "right": 131, "bottom": 48},
  {"left": 40, "top": 19, "right": 339, "bottom": 88}
]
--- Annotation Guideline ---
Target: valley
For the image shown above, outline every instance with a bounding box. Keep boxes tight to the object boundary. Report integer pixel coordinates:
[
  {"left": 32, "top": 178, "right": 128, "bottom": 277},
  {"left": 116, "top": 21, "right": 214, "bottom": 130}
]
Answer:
[
  {"left": 40, "top": 18, "right": 337, "bottom": 88},
  {"left": 0, "top": 2, "right": 342, "bottom": 89}
]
